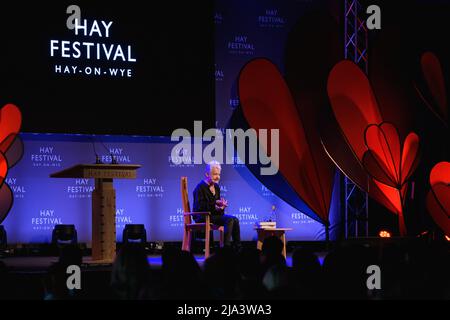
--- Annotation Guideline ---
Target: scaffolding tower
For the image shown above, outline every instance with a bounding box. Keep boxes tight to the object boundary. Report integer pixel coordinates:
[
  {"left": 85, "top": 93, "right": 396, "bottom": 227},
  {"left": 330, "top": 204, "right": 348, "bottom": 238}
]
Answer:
[{"left": 344, "top": 0, "right": 369, "bottom": 238}]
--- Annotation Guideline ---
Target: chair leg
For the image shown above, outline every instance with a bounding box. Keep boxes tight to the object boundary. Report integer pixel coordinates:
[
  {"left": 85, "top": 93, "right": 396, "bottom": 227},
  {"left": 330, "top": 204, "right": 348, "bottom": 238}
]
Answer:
[
  {"left": 219, "top": 228, "right": 224, "bottom": 248},
  {"left": 256, "top": 230, "right": 264, "bottom": 251},
  {"left": 186, "top": 230, "right": 192, "bottom": 252},
  {"left": 205, "top": 225, "right": 210, "bottom": 259},
  {"left": 182, "top": 229, "right": 187, "bottom": 251},
  {"left": 281, "top": 232, "right": 287, "bottom": 258},
  {"left": 182, "top": 228, "right": 190, "bottom": 251}
]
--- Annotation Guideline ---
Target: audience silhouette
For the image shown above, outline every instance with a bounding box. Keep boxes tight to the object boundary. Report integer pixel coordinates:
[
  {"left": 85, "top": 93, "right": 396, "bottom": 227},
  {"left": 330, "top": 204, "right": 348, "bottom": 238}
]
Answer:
[{"left": 0, "top": 237, "right": 448, "bottom": 300}]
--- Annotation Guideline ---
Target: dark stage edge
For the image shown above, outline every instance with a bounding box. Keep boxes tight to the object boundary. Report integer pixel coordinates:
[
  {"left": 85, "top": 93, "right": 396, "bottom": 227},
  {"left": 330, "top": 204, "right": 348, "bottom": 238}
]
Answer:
[
  {"left": 3, "top": 237, "right": 436, "bottom": 273},
  {"left": 0, "top": 254, "right": 299, "bottom": 273}
]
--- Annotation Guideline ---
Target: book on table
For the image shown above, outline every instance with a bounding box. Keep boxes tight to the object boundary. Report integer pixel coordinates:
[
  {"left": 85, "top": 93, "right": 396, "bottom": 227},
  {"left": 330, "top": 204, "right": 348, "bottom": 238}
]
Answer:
[{"left": 255, "top": 221, "right": 277, "bottom": 229}]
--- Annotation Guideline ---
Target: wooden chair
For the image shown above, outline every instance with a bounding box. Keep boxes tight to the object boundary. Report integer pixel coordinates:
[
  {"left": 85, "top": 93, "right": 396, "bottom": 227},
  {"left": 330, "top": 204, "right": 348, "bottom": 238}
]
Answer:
[{"left": 181, "top": 176, "right": 224, "bottom": 258}]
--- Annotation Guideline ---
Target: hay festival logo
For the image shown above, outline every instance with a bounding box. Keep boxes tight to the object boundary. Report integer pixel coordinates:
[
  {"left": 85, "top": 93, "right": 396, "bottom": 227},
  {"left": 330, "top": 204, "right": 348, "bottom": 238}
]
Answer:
[{"left": 49, "top": 5, "right": 137, "bottom": 78}]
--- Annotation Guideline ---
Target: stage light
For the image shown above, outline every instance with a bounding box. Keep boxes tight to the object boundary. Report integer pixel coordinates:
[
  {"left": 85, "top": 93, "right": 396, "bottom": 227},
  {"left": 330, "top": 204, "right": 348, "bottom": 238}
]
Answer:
[
  {"left": 445, "top": 235, "right": 450, "bottom": 242},
  {"left": 379, "top": 230, "right": 391, "bottom": 238},
  {"left": 52, "top": 224, "right": 78, "bottom": 245},
  {"left": 0, "top": 225, "right": 7, "bottom": 249},
  {"left": 122, "top": 224, "right": 147, "bottom": 243}
]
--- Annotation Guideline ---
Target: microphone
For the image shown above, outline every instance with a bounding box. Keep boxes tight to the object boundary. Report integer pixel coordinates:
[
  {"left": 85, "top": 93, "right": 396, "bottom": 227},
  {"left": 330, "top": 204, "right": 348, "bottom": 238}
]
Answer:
[
  {"left": 98, "top": 138, "right": 118, "bottom": 164},
  {"left": 90, "top": 135, "right": 103, "bottom": 164}
]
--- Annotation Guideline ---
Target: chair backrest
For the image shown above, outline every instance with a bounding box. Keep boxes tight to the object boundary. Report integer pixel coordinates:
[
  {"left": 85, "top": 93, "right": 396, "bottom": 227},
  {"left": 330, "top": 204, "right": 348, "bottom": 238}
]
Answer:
[{"left": 181, "top": 177, "right": 192, "bottom": 225}]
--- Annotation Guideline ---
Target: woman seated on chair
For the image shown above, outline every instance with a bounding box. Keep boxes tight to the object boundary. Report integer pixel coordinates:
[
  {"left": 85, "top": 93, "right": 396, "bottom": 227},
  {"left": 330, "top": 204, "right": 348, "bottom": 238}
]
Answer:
[{"left": 193, "top": 161, "right": 241, "bottom": 249}]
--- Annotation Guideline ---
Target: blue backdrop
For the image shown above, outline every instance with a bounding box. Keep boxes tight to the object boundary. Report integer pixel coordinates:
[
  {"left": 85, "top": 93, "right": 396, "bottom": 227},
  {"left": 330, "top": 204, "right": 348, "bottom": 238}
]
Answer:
[{"left": 3, "top": 133, "right": 341, "bottom": 243}]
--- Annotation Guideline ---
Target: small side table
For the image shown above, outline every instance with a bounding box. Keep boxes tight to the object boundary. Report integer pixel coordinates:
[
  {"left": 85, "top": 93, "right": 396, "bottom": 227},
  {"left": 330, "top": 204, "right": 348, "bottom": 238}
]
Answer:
[{"left": 255, "top": 227, "right": 293, "bottom": 258}]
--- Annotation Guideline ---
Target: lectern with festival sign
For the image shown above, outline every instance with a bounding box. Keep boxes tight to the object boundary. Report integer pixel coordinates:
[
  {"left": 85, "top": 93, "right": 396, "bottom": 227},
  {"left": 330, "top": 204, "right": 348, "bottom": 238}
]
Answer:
[{"left": 50, "top": 164, "right": 141, "bottom": 263}]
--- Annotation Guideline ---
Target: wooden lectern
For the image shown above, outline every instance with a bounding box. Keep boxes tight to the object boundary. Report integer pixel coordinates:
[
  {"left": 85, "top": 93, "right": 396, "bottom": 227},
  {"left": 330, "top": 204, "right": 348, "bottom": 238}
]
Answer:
[{"left": 50, "top": 164, "right": 141, "bottom": 263}]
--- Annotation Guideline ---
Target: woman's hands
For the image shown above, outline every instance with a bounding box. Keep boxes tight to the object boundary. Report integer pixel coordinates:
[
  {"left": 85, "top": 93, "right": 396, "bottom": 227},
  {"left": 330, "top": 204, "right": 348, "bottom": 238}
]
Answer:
[{"left": 215, "top": 198, "right": 228, "bottom": 211}]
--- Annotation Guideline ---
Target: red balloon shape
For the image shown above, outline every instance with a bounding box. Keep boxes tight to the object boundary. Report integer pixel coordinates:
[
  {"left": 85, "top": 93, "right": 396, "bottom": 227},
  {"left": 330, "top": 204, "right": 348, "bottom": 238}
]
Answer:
[
  {"left": 0, "top": 104, "right": 22, "bottom": 153},
  {"left": 363, "top": 122, "right": 420, "bottom": 189},
  {"left": 239, "top": 58, "right": 335, "bottom": 224},
  {"left": 427, "top": 162, "right": 450, "bottom": 235}
]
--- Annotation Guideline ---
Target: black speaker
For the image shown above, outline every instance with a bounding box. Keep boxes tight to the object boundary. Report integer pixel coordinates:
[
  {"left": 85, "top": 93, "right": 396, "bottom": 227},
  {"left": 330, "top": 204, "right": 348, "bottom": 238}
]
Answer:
[
  {"left": 51, "top": 224, "right": 78, "bottom": 245},
  {"left": 123, "top": 224, "right": 147, "bottom": 243}
]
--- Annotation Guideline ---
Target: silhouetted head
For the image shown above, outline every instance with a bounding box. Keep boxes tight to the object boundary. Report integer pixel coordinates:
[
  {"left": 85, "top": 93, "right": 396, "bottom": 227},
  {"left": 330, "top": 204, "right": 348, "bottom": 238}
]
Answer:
[
  {"left": 292, "top": 247, "right": 321, "bottom": 274},
  {"left": 204, "top": 247, "right": 239, "bottom": 299},
  {"left": 110, "top": 243, "right": 149, "bottom": 299},
  {"left": 261, "top": 236, "right": 283, "bottom": 256},
  {"left": 237, "top": 247, "right": 262, "bottom": 281},
  {"left": 162, "top": 245, "right": 182, "bottom": 273},
  {"left": 58, "top": 244, "right": 82, "bottom": 268}
]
